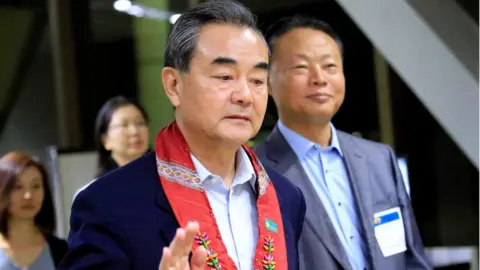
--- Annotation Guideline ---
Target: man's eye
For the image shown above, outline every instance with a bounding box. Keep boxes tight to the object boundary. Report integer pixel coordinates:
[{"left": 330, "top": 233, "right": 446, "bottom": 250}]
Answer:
[
  {"left": 216, "top": 76, "right": 232, "bottom": 81},
  {"left": 252, "top": 79, "right": 265, "bottom": 86}
]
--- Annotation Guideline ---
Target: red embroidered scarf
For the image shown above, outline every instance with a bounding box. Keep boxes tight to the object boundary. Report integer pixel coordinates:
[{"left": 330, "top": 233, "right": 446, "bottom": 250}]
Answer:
[{"left": 155, "top": 122, "right": 288, "bottom": 270}]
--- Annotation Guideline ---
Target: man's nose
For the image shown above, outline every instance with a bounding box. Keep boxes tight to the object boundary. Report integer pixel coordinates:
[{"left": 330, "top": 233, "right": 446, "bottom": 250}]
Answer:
[
  {"left": 232, "top": 79, "right": 253, "bottom": 106},
  {"left": 310, "top": 66, "right": 326, "bottom": 86}
]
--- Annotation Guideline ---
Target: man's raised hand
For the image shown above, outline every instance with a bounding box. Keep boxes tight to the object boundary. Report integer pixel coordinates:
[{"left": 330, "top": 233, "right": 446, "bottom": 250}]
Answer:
[{"left": 159, "top": 221, "right": 207, "bottom": 270}]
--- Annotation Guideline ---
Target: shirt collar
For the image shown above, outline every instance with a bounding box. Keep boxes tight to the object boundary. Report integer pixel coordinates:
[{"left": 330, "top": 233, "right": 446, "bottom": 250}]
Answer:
[
  {"left": 190, "top": 148, "right": 257, "bottom": 190},
  {"left": 277, "top": 120, "right": 343, "bottom": 158}
]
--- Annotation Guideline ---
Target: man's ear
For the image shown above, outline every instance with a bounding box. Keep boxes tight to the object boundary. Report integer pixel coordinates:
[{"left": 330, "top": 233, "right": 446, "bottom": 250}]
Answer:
[
  {"left": 162, "top": 67, "right": 182, "bottom": 107},
  {"left": 267, "top": 76, "right": 273, "bottom": 96}
]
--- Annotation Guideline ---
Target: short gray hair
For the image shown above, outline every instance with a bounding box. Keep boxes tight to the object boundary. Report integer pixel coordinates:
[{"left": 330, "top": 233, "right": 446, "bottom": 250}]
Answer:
[{"left": 164, "top": 0, "right": 260, "bottom": 73}]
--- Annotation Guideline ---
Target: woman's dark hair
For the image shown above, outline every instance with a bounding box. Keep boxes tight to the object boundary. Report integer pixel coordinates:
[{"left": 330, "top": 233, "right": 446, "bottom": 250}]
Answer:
[
  {"left": 94, "top": 96, "right": 149, "bottom": 178},
  {"left": 0, "top": 152, "right": 56, "bottom": 237}
]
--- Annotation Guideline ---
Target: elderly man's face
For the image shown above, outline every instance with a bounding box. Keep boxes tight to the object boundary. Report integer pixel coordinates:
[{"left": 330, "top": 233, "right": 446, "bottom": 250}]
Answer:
[{"left": 165, "top": 24, "right": 269, "bottom": 146}]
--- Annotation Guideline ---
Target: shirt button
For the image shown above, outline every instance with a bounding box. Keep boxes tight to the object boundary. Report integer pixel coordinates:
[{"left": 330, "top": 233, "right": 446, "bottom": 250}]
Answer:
[{"left": 338, "top": 202, "right": 342, "bottom": 206}]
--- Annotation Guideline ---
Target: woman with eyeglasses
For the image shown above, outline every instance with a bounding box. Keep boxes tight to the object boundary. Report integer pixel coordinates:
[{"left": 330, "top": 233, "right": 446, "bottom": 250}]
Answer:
[
  {"left": 74, "top": 96, "right": 150, "bottom": 199},
  {"left": 93, "top": 96, "right": 150, "bottom": 178}
]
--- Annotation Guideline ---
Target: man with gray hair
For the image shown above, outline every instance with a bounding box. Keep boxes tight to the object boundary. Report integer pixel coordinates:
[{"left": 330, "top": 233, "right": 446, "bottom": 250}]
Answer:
[{"left": 58, "top": 1, "right": 306, "bottom": 270}]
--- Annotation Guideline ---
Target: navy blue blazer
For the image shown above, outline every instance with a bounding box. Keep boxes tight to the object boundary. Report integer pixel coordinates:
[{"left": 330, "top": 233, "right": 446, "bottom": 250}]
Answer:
[{"left": 58, "top": 151, "right": 306, "bottom": 270}]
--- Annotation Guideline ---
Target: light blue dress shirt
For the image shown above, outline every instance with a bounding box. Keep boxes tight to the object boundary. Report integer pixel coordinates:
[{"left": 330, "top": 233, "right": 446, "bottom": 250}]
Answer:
[
  {"left": 278, "top": 120, "right": 368, "bottom": 270},
  {"left": 191, "top": 148, "right": 257, "bottom": 270}
]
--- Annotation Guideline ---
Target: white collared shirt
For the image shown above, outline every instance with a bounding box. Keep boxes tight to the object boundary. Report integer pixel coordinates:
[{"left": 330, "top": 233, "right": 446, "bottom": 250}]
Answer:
[
  {"left": 191, "top": 149, "right": 257, "bottom": 270},
  {"left": 278, "top": 120, "right": 368, "bottom": 270}
]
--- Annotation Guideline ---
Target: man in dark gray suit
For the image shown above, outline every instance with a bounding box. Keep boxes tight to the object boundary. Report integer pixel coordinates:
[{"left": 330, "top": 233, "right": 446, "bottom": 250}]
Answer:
[{"left": 254, "top": 15, "right": 431, "bottom": 270}]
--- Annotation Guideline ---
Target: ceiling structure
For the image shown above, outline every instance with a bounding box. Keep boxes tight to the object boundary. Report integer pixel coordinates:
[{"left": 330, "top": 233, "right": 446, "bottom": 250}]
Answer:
[
  {"left": 87, "top": 0, "right": 323, "bottom": 43},
  {"left": 0, "top": 0, "right": 477, "bottom": 136}
]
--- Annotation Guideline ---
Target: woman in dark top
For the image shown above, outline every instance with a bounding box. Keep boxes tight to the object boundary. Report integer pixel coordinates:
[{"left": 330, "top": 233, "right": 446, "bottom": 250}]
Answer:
[
  {"left": 74, "top": 96, "right": 151, "bottom": 199},
  {"left": 0, "top": 152, "right": 67, "bottom": 269},
  {"left": 94, "top": 96, "right": 150, "bottom": 178}
]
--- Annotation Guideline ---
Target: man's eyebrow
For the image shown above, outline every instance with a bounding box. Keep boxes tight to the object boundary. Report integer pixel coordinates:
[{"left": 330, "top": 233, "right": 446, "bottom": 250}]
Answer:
[
  {"left": 211, "top": 57, "right": 237, "bottom": 65},
  {"left": 319, "top": 54, "right": 334, "bottom": 61},
  {"left": 210, "top": 57, "right": 269, "bottom": 70},
  {"left": 293, "top": 53, "right": 333, "bottom": 61},
  {"left": 255, "top": 62, "right": 269, "bottom": 70},
  {"left": 293, "top": 53, "right": 310, "bottom": 60}
]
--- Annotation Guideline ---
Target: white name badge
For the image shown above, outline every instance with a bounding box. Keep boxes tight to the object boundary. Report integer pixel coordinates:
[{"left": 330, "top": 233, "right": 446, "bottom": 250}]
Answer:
[{"left": 373, "top": 207, "right": 407, "bottom": 257}]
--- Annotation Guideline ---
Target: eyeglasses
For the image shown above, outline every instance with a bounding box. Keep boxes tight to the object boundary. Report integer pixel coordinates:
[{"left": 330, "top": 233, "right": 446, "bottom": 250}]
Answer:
[{"left": 109, "top": 120, "right": 147, "bottom": 131}]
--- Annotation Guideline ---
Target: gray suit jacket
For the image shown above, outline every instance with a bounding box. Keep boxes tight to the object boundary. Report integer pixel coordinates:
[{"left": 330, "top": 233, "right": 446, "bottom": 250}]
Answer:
[{"left": 254, "top": 126, "right": 431, "bottom": 270}]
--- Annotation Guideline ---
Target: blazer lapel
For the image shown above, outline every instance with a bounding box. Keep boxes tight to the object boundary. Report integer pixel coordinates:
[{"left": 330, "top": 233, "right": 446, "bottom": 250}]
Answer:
[
  {"left": 337, "top": 131, "right": 377, "bottom": 268},
  {"left": 154, "top": 184, "right": 178, "bottom": 244},
  {"left": 265, "top": 126, "right": 352, "bottom": 270}
]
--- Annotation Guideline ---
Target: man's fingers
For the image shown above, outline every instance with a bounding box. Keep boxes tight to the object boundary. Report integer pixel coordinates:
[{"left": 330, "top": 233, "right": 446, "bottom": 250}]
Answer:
[
  {"left": 169, "top": 228, "right": 188, "bottom": 263},
  {"left": 158, "top": 221, "right": 201, "bottom": 270},
  {"left": 158, "top": 247, "right": 172, "bottom": 270},
  {"left": 182, "top": 222, "right": 200, "bottom": 255},
  {"left": 191, "top": 246, "right": 208, "bottom": 270},
  {"left": 169, "top": 221, "right": 200, "bottom": 263}
]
